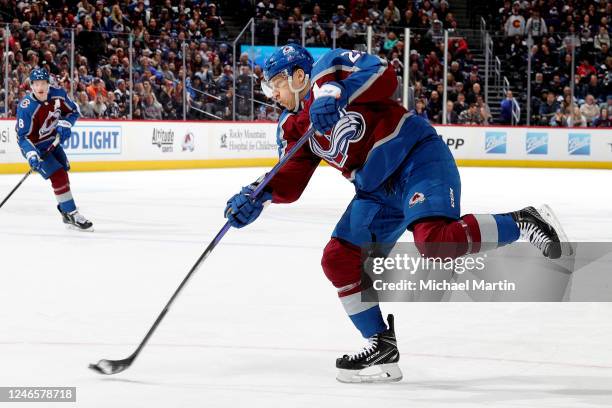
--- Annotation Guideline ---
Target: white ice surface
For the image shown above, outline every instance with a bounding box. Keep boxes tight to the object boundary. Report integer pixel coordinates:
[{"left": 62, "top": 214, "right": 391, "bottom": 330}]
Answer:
[{"left": 1, "top": 166, "right": 612, "bottom": 408}]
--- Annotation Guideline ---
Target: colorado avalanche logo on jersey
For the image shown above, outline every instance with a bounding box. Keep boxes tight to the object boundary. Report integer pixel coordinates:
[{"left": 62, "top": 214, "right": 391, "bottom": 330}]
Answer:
[
  {"left": 309, "top": 110, "right": 366, "bottom": 167},
  {"left": 38, "top": 100, "right": 62, "bottom": 138}
]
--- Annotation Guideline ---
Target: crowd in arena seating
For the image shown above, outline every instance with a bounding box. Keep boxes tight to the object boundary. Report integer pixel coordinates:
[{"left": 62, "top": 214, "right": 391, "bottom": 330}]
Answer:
[
  {"left": 0, "top": 0, "right": 609, "bottom": 127},
  {"left": 250, "top": 0, "right": 492, "bottom": 124},
  {"left": 0, "top": 0, "right": 488, "bottom": 124},
  {"left": 493, "top": 0, "right": 611, "bottom": 126},
  {"left": 0, "top": 0, "right": 229, "bottom": 120}
]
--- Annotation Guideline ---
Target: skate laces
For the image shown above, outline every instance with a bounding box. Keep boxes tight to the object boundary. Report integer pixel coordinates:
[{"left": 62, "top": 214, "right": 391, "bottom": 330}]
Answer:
[
  {"left": 71, "top": 211, "right": 89, "bottom": 224},
  {"left": 347, "top": 337, "right": 379, "bottom": 361},
  {"left": 519, "top": 222, "right": 551, "bottom": 250}
]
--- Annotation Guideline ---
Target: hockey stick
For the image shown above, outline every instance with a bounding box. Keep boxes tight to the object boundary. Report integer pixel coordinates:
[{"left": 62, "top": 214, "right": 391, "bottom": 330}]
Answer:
[
  {"left": 89, "top": 126, "right": 317, "bottom": 375},
  {"left": 0, "top": 136, "right": 61, "bottom": 210}
]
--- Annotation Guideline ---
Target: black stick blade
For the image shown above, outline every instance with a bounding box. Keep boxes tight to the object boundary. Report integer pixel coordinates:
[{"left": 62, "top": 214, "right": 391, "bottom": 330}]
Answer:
[{"left": 88, "top": 358, "right": 133, "bottom": 375}]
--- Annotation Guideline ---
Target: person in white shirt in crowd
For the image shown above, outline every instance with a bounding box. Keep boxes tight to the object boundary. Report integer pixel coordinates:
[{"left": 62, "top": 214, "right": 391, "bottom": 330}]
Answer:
[
  {"left": 505, "top": 1, "right": 526, "bottom": 37},
  {"left": 580, "top": 94, "right": 600, "bottom": 126}
]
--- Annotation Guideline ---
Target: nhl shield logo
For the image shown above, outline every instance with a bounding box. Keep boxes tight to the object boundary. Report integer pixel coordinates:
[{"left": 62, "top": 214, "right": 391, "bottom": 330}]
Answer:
[{"left": 409, "top": 192, "right": 426, "bottom": 208}]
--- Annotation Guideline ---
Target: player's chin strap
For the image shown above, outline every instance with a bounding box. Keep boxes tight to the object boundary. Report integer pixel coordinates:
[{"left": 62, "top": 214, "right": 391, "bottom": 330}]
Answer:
[{"left": 288, "top": 73, "right": 310, "bottom": 113}]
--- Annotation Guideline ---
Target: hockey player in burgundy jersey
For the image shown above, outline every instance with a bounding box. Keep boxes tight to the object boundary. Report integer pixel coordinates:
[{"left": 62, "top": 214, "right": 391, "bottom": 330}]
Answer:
[
  {"left": 224, "top": 44, "right": 570, "bottom": 382},
  {"left": 16, "top": 68, "right": 93, "bottom": 231}
]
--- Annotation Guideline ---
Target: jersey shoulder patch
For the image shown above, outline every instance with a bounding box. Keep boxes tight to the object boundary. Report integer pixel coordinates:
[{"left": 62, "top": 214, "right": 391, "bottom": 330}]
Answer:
[{"left": 19, "top": 98, "right": 31, "bottom": 109}]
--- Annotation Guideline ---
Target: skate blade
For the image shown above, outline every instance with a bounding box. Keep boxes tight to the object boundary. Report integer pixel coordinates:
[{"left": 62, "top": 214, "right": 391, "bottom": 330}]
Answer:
[
  {"left": 336, "top": 363, "right": 403, "bottom": 384},
  {"left": 538, "top": 204, "right": 574, "bottom": 257},
  {"left": 65, "top": 224, "right": 95, "bottom": 233}
]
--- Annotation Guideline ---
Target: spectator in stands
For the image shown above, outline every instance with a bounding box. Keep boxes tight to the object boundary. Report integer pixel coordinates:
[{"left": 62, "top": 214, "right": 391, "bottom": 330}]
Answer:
[
  {"left": 104, "top": 91, "right": 122, "bottom": 118},
  {"left": 580, "top": 94, "right": 599, "bottom": 126},
  {"left": 445, "top": 101, "right": 458, "bottom": 124},
  {"left": 86, "top": 78, "right": 107, "bottom": 100},
  {"left": 350, "top": 0, "right": 368, "bottom": 22},
  {"left": 550, "top": 109, "right": 567, "bottom": 127},
  {"left": 594, "top": 107, "right": 610, "bottom": 127},
  {"left": 414, "top": 99, "right": 429, "bottom": 120},
  {"left": 548, "top": 74, "right": 564, "bottom": 97},
  {"left": 426, "top": 90, "right": 442, "bottom": 123},
  {"left": 426, "top": 19, "right": 445, "bottom": 44},
  {"left": 77, "top": 91, "right": 95, "bottom": 118},
  {"left": 206, "top": 4, "right": 225, "bottom": 37},
  {"left": 447, "top": 81, "right": 463, "bottom": 103},
  {"left": 76, "top": 16, "right": 106, "bottom": 71},
  {"left": 448, "top": 61, "right": 465, "bottom": 85},
  {"left": 580, "top": 74, "right": 604, "bottom": 102},
  {"left": 332, "top": 5, "right": 347, "bottom": 25},
  {"left": 383, "top": 0, "right": 401, "bottom": 25},
  {"left": 449, "top": 37, "right": 469, "bottom": 60},
  {"left": 577, "top": 58, "right": 597, "bottom": 79},
  {"left": 508, "top": 35, "right": 527, "bottom": 73},
  {"left": 477, "top": 95, "right": 492, "bottom": 125},
  {"left": 458, "top": 103, "right": 483, "bottom": 125},
  {"left": 89, "top": 93, "right": 107, "bottom": 118},
  {"left": 256, "top": 0, "right": 275, "bottom": 19},
  {"left": 594, "top": 26, "right": 610, "bottom": 51},
  {"left": 453, "top": 92, "right": 468, "bottom": 116},
  {"left": 600, "top": 95, "right": 612, "bottom": 112},
  {"left": 383, "top": 31, "right": 399, "bottom": 54},
  {"left": 567, "top": 105, "right": 587, "bottom": 127},
  {"left": 500, "top": 90, "right": 516, "bottom": 125},
  {"left": 216, "top": 65, "right": 233, "bottom": 91},
  {"left": 113, "top": 78, "right": 129, "bottom": 104},
  {"left": 525, "top": 8, "right": 547, "bottom": 40},
  {"left": 466, "top": 82, "right": 482, "bottom": 105},
  {"left": 131, "top": 94, "right": 142, "bottom": 119},
  {"left": 142, "top": 93, "right": 163, "bottom": 120},
  {"left": 368, "top": 1, "right": 384, "bottom": 26},
  {"left": 539, "top": 92, "right": 559, "bottom": 125},
  {"left": 505, "top": 2, "right": 525, "bottom": 37}
]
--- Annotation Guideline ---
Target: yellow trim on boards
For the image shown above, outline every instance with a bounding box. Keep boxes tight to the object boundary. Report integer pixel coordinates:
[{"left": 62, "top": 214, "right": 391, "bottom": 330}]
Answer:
[{"left": 0, "top": 158, "right": 611, "bottom": 174}]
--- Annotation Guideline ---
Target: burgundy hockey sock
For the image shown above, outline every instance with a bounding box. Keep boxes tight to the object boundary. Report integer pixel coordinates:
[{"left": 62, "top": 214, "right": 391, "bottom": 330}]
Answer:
[
  {"left": 412, "top": 214, "right": 520, "bottom": 258},
  {"left": 322, "top": 238, "right": 387, "bottom": 338},
  {"left": 50, "top": 169, "right": 76, "bottom": 213}
]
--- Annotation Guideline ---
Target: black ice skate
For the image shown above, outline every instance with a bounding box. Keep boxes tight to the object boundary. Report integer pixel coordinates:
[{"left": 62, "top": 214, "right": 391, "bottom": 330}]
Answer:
[
  {"left": 336, "top": 314, "right": 402, "bottom": 383},
  {"left": 511, "top": 204, "right": 571, "bottom": 259},
  {"left": 58, "top": 205, "right": 94, "bottom": 231}
]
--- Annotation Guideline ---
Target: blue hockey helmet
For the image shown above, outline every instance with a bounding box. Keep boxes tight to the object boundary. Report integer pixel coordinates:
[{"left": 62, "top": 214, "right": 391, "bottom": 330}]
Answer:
[
  {"left": 29, "top": 68, "right": 50, "bottom": 82},
  {"left": 263, "top": 43, "right": 314, "bottom": 82},
  {"left": 262, "top": 44, "right": 314, "bottom": 108}
]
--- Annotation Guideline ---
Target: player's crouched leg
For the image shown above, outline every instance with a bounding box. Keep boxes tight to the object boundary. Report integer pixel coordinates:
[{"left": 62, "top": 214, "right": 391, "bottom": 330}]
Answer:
[
  {"left": 321, "top": 237, "right": 386, "bottom": 338},
  {"left": 322, "top": 238, "right": 402, "bottom": 383}
]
